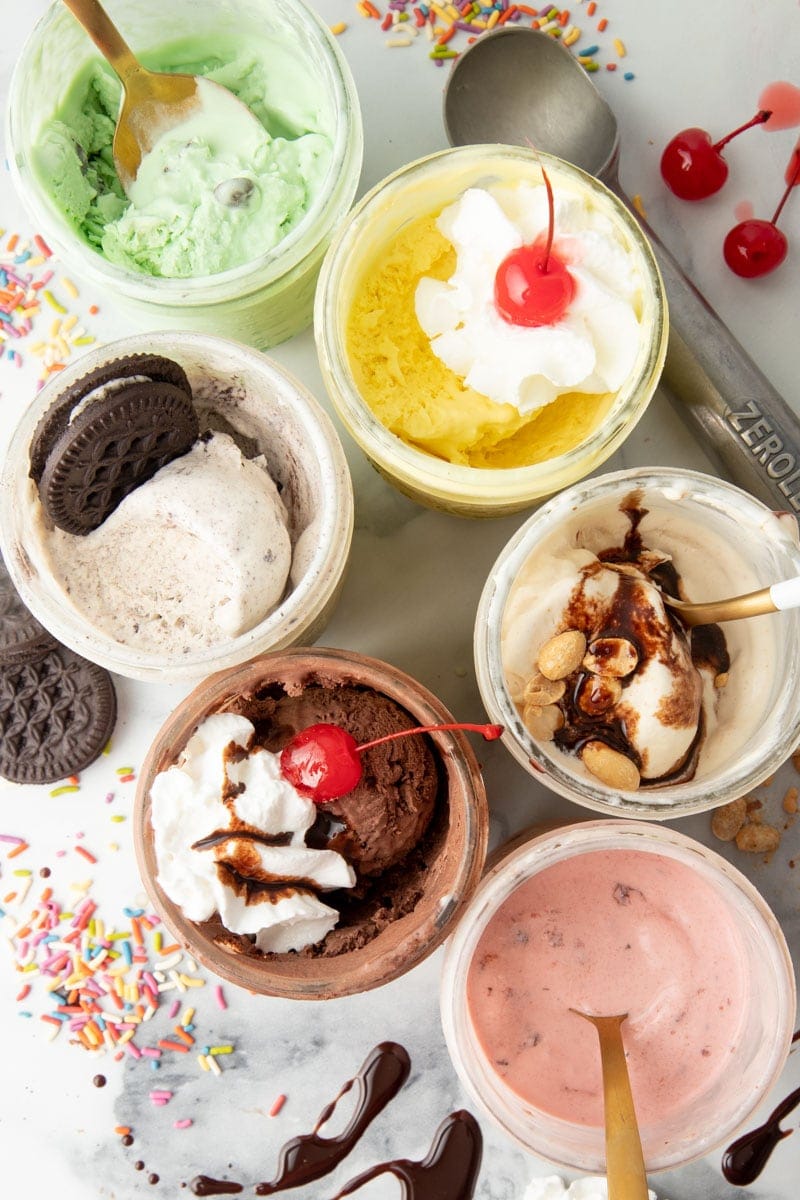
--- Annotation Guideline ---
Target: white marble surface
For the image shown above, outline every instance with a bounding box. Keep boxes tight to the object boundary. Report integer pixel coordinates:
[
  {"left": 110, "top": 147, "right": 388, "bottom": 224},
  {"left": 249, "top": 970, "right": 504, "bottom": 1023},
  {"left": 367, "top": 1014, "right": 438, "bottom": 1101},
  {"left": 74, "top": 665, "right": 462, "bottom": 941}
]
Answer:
[{"left": 1, "top": 1, "right": 799, "bottom": 1197}]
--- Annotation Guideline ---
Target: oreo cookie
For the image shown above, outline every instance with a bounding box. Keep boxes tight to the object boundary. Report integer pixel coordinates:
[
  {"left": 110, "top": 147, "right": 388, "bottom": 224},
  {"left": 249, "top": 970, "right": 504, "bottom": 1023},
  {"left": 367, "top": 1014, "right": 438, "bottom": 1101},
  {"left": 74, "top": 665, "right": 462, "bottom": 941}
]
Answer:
[
  {"left": 38, "top": 379, "right": 199, "bottom": 536},
  {"left": 29, "top": 353, "right": 191, "bottom": 484},
  {"left": 0, "top": 643, "right": 117, "bottom": 784},
  {"left": 0, "top": 553, "right": 57, "bottom": 666}
]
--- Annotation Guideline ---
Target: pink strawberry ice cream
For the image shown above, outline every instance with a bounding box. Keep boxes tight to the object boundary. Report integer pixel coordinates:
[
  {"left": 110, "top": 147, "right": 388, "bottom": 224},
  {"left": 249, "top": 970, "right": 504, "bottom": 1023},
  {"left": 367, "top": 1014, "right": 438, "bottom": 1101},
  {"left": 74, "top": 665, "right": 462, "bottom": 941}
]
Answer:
[{"left": 466, "top": 847, "right": 749, "bottom": 1127}]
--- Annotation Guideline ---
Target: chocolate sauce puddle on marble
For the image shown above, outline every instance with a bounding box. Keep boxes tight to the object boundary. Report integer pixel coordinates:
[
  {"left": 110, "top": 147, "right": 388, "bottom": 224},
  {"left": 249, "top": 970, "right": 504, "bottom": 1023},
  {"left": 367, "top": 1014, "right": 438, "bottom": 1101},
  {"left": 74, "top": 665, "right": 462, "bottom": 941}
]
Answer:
[
  {"left": 722, "top": 1084, "right": 800, "bottom": 1185},
  {"left": 253, "top": 1041, "right": 410, "bottom": 1195},
  {"left": 187, "top": 1043, "right": 484, "bottom": 1198},
  {"left": 188, "top": 1178, "right": 243, "bottom": 1196},
  {"left": 329, "top": 1109, "right": 483, "bottom": 1199},
  {"left": 187, "top": 1041, "right": 415, "bottom": 1198}
]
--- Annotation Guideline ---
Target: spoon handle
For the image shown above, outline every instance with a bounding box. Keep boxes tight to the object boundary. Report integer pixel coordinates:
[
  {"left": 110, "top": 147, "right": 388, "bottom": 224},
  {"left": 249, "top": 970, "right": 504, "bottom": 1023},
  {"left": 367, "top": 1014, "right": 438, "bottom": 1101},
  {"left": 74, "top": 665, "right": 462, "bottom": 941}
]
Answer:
[
  {"left": 590, "top": 1015, "right": 650, "bottom": 1200},
  {"left": 621, "top": 197, "right": 800, "bottom": 517},
  {"left": 61, "top": 0, "right": 140, "bottom": 81}
]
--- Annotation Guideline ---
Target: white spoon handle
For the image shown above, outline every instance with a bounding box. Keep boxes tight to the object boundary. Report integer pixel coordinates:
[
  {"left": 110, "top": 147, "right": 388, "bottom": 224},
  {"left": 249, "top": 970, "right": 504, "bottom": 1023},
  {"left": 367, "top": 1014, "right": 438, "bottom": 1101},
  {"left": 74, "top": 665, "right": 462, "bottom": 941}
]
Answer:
[{"left": 770, "top": 576, "right": 800, "bottom": 611}]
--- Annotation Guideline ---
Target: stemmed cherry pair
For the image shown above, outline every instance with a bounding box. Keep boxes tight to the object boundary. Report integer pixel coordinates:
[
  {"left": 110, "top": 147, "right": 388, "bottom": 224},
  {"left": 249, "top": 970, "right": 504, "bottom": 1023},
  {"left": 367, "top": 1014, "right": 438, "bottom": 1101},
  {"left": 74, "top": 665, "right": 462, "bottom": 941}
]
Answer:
[{"left": 660, "top": 84, "right": 800, "bottom": 278}]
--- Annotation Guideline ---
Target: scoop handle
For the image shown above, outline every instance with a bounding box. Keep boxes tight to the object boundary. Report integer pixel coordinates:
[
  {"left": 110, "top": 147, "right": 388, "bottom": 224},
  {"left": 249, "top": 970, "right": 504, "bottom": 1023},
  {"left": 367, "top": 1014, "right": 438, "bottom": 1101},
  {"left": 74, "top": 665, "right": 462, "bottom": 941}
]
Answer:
[
  {"left": 573, "top": 1012, "right": 650, "bottom": 1200},
  {"left": 771, "top": 575, "right": 800, "bottom": 610},
  {"left": 60, "top": 0, "right": 140, "bottom": 82},
  {"left": 619, "top": 187, "right": 800, "bottom": 515}
]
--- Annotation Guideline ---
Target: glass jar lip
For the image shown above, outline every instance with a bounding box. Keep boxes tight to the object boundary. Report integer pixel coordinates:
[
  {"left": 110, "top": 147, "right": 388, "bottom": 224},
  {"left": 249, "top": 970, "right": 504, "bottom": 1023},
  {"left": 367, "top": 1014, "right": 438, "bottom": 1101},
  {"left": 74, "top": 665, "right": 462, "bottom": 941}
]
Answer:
[
  {"left": 314, "top": 144, "right": 668, "bottom": 501},
  {"left": 474, "top": 465, "right": 800, "bottom": 818},
  {"left": 440, "top": 818, "right": 796, "bottom": 1171},
  {"left": 0, "top": 331, "right": 355, "bottom": 682},
  {"left": 133, "top": 646, "right": 490, "bottom": 998},
  {"left": 6, "top": 0, "right": 363, "bottom": 304}
]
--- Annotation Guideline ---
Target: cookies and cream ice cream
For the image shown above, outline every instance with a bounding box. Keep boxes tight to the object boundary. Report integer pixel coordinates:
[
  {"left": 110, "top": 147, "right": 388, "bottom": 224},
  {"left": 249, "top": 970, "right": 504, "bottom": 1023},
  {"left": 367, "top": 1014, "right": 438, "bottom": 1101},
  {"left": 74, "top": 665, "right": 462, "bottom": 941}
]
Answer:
[
  {"left": 37, "top": 432, "right": 292, "bottom": 653},
  {"left": 500, "top": 488, "right": 773, "bottom": 798},
  {"left": 33, "top": 34, "right": 334, "bottom": 278},
  {"left": 345, "top": 175, "right": 648, "bottom": 469}
]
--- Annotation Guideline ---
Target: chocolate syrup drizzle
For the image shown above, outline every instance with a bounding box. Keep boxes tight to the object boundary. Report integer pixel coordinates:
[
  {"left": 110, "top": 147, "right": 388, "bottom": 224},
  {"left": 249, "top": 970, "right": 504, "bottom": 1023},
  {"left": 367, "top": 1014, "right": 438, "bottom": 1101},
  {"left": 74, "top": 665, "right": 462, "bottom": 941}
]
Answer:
[
  {"left": 254, "top": 1041, "right": 411, "bottom": 1195},
  {"left": 722, "top": 1084, "right": 800, "bottom": 1185},
  {"left": 187, "top": 1043, "right": 482, "bottom": 1199},
  {"left": 329, "top": 1110, "right": 483, "bottom": 1199},
  {"left": 553, "top": 493, "right": 729, "bottom": 787}
]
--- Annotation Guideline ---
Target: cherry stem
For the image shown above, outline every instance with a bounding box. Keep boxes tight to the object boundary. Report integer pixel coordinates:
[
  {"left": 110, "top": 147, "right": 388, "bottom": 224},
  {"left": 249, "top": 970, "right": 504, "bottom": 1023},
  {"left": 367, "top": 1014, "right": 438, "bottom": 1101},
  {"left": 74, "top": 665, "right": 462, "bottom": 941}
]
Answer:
[
  {"left": 356, "top": 722, "right": 503, "bottom": 754},
  {"left": 771, "top": 152, "right": 800, "bottom": 226},
  {"left": 541, "top": 166, "right": 555, "bottom": 273},
  {"left": 713, "top": 110, "right": 771, "bottom": 152}
]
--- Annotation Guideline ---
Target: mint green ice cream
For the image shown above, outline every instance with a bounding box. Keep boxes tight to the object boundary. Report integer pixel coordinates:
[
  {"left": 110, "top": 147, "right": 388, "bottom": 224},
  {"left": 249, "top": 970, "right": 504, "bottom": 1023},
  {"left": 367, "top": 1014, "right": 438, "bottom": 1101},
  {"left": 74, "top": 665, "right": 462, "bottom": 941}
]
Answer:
[{"left": 33, "top": 36, "right": 334, "bottom": 278}]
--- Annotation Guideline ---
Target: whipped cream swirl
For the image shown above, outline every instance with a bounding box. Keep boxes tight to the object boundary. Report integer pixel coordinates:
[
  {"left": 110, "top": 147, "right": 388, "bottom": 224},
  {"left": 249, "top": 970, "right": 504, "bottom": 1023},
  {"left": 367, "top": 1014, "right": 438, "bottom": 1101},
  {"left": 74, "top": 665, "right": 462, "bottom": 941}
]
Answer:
[
  {"left": 415, "top": 185, "right": 643, "bottom": 414},
  {"left": 150, "top": 713, "right": 355, "bottom": 953}
]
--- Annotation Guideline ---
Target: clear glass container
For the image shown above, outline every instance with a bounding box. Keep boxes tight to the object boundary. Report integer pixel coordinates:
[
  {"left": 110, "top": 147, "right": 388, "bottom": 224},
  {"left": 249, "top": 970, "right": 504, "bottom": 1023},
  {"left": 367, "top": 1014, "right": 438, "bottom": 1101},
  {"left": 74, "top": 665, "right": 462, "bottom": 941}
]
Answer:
[
  {"left": 0, "top": 331, "right": 354, "bottom": 682},
  {"left": 474, "top": 466, "right": 800, "bottom": 818},
  {"left": 314, "top": 145, "right": 667, "bottom": 517},
  {"left": 6, "top": 0, "right": 363, "bottom": 350},
  {"left": 134, "top": 647, "right": 489, "bottom": 998},
  {"left": 440, "top": 820, "right": 795, "bottom": 1172}
]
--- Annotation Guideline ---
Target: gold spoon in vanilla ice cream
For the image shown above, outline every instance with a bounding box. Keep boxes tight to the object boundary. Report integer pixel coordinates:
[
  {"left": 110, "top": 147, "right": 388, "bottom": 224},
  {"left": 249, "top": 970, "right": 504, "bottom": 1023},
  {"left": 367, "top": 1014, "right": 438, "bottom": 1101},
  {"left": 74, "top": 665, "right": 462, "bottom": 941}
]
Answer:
[
  {"left": 571, "top": 1011, "right": 650, "bottom": 1200},
  {"left": 61, "top": 0, "right": 265, "bottom": 198},
  {"left": 664, "top": 573, "right": 800, "bottom": 626}
]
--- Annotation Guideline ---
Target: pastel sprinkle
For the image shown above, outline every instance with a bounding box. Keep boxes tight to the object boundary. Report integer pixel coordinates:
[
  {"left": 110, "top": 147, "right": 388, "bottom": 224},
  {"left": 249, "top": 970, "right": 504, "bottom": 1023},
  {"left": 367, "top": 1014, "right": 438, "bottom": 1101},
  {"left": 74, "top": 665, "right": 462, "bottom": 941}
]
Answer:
[
  {"left": 214, "top": 984, "right": 227, "bottom": 1010},
  {"left": 269, "top": 1094, "right": 287, "bottom": 1117},
  {"left": 174, "top": 1119, "right": 193, "bottom": 1130}
]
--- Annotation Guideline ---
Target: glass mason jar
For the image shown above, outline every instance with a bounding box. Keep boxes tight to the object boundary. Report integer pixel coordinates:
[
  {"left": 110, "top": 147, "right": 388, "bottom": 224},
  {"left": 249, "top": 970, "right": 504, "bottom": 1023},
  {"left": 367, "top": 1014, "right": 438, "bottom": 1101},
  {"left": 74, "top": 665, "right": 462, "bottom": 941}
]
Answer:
[
  {"left": 7, "top": 0, "right": 363, "bottom": 349},
  {"left": 315, "top": 145, "right": 667, "bottom": 517}
]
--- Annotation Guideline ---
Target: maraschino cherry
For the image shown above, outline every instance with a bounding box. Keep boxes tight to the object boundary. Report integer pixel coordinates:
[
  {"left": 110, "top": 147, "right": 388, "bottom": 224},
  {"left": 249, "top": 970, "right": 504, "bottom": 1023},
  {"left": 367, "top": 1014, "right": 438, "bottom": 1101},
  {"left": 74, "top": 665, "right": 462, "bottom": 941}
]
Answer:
[
  {"left": 280, "top": 721, "right": 503, "bottom": 802},
  {"left": 660, "top": 111, "right": 771, "bottom": 201},
  {"left": 494, "top": 166, "right": 575, "bottom": 327},
  {"left": 723, "top": 152, "right": 800, "bottom": 278}
]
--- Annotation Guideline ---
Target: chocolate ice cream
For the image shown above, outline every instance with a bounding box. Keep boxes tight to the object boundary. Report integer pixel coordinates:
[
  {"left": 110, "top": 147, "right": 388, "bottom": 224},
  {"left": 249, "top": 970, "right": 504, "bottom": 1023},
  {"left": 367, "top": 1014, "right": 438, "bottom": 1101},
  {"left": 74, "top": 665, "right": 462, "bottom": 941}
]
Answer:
[
  {"left": 210, "top": 677, "right": 443, "bottom": 957},
  {"left": 135, "top": 648, "right": 488, "bottom": 997}
]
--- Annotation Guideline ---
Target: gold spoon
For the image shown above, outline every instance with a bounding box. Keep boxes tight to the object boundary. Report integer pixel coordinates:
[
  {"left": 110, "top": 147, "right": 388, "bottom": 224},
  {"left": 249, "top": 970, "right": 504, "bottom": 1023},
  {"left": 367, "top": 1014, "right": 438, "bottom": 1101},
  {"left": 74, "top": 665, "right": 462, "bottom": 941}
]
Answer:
[
  {"left": 663, "top": 575, "right": 800, "bottom": 627},
  {"left": 61, "top": 0, "right": 262, "bottom": 197},
  {"left": 571, "top": 1011, "right": 650, "bottom": 1200}
]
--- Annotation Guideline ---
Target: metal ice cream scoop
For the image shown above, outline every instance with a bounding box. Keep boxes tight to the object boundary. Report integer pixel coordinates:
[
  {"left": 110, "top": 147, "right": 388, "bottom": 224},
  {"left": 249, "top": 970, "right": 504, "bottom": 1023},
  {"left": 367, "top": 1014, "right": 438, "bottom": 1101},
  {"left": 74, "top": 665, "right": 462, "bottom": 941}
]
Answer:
[
  {"left": 664, "top": 573, "right": 800, "bottom": 626},
  {"left": 61, "top": 0, "right": 263, "bottom": 201},
  {"left": 571, "top": 1011, "right": 650, "bottom": 1200},
  {"left": 443, "top": 28, "right": 800, "bottom": 515}
]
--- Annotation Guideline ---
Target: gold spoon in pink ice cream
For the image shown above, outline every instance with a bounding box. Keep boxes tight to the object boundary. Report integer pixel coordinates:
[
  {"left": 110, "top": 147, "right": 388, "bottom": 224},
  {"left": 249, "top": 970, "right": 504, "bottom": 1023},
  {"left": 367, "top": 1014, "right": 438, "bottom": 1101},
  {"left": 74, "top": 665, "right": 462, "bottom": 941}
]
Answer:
[
  {"left": 60, "top": 0, "right": 263, "bottom": 198},
  {"left": 570, "top": 1011, "right": 650, "bottom": 1200},
  {"left": 663, "top": 573, "right": 800, "bottom": 627}
]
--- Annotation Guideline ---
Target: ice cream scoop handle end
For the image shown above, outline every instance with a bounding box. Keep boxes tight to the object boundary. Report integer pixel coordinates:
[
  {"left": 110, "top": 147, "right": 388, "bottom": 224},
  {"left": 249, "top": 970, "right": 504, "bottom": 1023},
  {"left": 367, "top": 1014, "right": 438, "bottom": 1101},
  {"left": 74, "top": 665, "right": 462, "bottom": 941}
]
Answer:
[
  {"left": 630, "top": 203, "right": 800, "bottom": 515},
  {"left": 770, "top": 576, "right": 800, "bottom": 611}
]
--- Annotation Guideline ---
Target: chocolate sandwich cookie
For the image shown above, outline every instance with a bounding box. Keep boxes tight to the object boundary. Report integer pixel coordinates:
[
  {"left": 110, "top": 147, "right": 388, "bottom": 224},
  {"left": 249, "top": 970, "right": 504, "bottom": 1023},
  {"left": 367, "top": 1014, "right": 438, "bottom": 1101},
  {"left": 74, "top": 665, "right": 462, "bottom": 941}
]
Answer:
[
  {"left": 38, "top": 379, "right": 200, "bottom": 536},
  {"left": 0, "top": 553, "right": 57, "bottom": 666},
  {"left": 0, "top": 643, "right": 117, "bottom": 784},
  {"left": 29, "top": 353, "right": 191, "bottom": 484}
]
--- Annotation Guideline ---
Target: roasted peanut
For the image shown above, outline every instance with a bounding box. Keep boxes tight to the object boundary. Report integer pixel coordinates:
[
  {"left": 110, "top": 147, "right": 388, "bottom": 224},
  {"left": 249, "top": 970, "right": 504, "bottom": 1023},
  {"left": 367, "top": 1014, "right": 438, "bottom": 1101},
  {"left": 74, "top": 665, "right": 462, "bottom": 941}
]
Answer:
[
  {"left": 522, "top": 703, "right": 564, "bottom": 742},
  {"left": 735, "top": 823, "right": 781, "bottom": 854},
  {"left": 710, "top": 797, "right": 747, "bottom": 842},
  {"left": 581, "top": 741, "right": 640, "bottom": 791},
  {"left": 523, "top": 672, "right": 566, "bottom": 707},
  {"left": 537, "top": 631, "right": 587, "bottom": 680},
  {"left": 576, "top": 674, "right": 622, "bottom": 716},
  {"left": 583, "top": 636, "right": 638, "bottom": 679}
]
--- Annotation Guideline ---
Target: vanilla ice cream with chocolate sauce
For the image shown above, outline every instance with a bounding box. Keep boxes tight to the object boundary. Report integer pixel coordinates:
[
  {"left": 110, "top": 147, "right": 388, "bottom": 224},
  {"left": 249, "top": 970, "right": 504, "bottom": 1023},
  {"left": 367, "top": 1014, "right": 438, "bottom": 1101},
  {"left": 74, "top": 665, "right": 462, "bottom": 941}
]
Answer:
[{"left": 503, "top": 492, "right": 731, "bottom": 793}]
